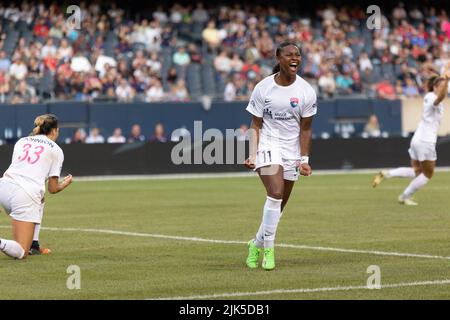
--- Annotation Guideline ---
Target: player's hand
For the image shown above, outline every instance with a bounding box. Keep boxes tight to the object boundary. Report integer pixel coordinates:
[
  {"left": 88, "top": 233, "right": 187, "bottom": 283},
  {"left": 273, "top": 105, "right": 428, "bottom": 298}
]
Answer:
[
  {"left": 62, "top": 174, "right": 73, "bottom": 188},
  {"left": 244, "top": 156, "right": 256, "bottom": 169},
  {"left": 442, "top": 62, "right": 450, "bottom": 79},
  {"left": 299, "top": 163, "right": 312, "bottom": 176}
]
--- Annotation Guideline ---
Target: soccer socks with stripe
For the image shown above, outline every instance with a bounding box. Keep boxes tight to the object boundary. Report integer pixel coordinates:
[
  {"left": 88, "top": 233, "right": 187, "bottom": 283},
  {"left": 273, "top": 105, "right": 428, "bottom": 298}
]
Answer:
[
  {"left": 388, "top": 167, "right": 415, "bottom": 178},
  {"left": 402, "top": 174, "right": 429, "bottom": 199},
  {"left": 0, "top": 239, "right": 25, "bottom": 259}
]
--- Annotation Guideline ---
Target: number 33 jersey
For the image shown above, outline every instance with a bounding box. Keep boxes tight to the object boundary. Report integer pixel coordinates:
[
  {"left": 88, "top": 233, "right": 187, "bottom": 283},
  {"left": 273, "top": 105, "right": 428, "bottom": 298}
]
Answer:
[
  {"left": 3, "top": 135, "right": 64, "bottom": 204},
  {"left": 246, "top": 74, "right": 318, "bottom": 160}
]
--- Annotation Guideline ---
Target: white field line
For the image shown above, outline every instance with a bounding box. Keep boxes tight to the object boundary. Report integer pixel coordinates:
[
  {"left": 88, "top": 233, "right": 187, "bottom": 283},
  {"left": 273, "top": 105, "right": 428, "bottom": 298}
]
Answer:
[
  {"left": 149, "top": 279, "right": 450, "bottom": 300},
  {"left": 72, "top": 167, "right": 450, "bottom": 182},
  {"left": 1, "top": 225, "right": 449, "bottom": 261}
]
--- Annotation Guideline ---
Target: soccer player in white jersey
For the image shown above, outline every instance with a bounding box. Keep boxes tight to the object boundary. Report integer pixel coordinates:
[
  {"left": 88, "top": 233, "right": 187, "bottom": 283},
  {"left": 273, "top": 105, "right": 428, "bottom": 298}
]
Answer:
[
  {"left": 0, "top": 114, "right": 72, "bottom": 259},
  {"left": 244, "top": 41, "right": 317, "bottom": 270},
  {"left": 373, "top": 64, "right": 450, "bottom": 205}
]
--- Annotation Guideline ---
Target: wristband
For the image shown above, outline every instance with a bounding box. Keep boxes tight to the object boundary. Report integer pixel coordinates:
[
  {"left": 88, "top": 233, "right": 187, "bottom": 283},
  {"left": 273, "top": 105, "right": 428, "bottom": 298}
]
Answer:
[{"left": 300, "top": 156, "right": 309, "bottom": 164}]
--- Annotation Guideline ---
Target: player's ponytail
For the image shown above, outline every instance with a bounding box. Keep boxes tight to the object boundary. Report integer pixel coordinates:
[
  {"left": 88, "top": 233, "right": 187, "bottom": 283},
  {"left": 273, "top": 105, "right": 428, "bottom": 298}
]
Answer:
[
  {"left": 31, "top": 114, "right": 59, "bottom": 136},
  {"left": 426, "top": 76, "right": 438, "bottom": 92}
]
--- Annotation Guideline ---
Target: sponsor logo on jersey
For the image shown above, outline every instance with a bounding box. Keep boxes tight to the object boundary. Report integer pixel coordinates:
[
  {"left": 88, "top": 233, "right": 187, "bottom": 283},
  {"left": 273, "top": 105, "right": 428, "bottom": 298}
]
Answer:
[
  {"left": 290, "top": 97, "right": 299, "bottom": 108},
  {"left": 263, "top": 108, "right": 273, "bottom": 119}
]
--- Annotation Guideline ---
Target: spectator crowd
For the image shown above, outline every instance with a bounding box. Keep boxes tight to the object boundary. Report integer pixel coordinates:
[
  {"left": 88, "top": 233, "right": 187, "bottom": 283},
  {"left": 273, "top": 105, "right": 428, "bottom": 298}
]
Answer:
[{"left": 0, "top": 1, "right": 448, "bottom": 106}]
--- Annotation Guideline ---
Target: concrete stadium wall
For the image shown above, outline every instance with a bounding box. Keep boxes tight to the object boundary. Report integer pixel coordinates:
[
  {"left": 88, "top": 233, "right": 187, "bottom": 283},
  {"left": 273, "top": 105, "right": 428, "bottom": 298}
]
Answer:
[{"left": 402, "top": 98, "right": 450, "bottom": 136}]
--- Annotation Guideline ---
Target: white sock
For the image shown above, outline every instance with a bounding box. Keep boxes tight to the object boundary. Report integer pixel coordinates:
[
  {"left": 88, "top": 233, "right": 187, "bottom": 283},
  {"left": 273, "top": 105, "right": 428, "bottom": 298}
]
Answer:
[
  {"left": 402, "top": 174, "right": 429, "bottom": 199},
  {"left": 254, "top": 210, "right": 284, "bottom": 248},
  {"left": 387, "top": 167, "right": 415, "bottom": 178},
  {"left": 0, "top": 239, "right": 25, "bottom": 259},
  {"left": 33, "top": 224, "right": 41, "bottom": 242},
  {"left": 254, "top": 223, "right": 264, "bottom": 248},
  {"left": 262, "top": 196, "right": 282, "bottom": 249}
]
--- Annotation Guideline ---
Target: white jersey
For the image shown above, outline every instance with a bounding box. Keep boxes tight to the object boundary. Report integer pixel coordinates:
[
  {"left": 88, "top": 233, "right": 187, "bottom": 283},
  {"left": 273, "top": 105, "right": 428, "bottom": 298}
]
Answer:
[
  {"left": 412, "top": 92, "right": 445, "bottom": 144},
  {"left": 246, "top": 74, "right": 317, "bottom": 159},
  {"left": 2, "top": 135, "right": 64, "bottom": 204}
]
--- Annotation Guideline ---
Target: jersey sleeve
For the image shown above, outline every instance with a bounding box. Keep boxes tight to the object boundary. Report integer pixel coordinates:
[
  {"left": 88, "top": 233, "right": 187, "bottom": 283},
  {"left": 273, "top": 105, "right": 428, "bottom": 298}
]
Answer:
[
  {"left": 245, "top": 84, "right": 264, "bottom": 118},
  {"left": 301, "top": 87, "right": 318, "bottom": 118},
  {"left": 424, "top": 93, "right": 438, "bottom": 107},
  {"left": 48, "top": 148, "right": 64, "bottom": 178}
]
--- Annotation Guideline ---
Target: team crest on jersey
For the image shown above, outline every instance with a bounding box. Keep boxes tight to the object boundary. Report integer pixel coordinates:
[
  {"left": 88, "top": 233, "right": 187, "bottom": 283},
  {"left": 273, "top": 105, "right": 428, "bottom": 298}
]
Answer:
[{"left": 290, "top": 97, "right": 299, "bottom": 108}]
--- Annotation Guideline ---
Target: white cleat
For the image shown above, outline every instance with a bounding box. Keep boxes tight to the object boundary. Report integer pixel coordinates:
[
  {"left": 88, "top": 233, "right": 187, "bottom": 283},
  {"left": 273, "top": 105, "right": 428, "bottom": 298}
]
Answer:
[{"left": 398, "top": 195, "right": 418, "bottom": 206}]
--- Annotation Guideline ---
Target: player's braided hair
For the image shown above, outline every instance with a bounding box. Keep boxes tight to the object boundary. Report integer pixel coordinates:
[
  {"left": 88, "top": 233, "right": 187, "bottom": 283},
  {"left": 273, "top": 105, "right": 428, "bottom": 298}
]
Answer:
[
  {"left": 272, "top": 41, "right": 301, "bottom": 74},
  {"left": 31, "top": 114, "right": 59, "bottom": 136}
]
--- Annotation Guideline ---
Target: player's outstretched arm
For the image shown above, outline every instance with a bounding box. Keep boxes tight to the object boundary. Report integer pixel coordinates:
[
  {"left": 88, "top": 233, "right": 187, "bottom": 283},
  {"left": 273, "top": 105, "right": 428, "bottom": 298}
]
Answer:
[
  {"left": 434, "top": 63, "right": 450, "bottom": 106},
  {"left": 47, "top": 174, "right": 73, "bottom": 194}
]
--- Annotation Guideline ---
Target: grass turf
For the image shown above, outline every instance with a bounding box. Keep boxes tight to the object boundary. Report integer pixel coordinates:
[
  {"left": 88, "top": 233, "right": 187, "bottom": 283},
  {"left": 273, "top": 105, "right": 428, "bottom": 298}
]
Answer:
[{"left": 1, "top": 172, "right": 450, "bottom": 299}]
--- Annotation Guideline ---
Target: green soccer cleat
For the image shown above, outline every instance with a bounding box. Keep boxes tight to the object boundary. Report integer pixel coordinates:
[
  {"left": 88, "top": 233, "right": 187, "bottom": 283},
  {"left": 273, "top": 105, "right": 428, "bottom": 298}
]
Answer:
[
  {"left": 262, "top": 248, "right": 275, "bottom": 271},
  {"left": 246, "top": 240, "right": 262, "bottom": 269}
]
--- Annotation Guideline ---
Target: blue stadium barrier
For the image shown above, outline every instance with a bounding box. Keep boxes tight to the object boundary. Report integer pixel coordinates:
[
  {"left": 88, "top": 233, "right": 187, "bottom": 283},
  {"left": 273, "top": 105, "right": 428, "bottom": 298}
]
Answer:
[{"left": 0, "top": 99, "right": 403, "bottom": 143}]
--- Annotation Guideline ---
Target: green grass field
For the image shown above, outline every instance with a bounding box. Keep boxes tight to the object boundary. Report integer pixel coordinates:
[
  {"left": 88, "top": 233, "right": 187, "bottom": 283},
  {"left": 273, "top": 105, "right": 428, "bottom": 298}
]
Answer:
[{"left": 1, "top": 172, "right": 450, "bottom": 299}]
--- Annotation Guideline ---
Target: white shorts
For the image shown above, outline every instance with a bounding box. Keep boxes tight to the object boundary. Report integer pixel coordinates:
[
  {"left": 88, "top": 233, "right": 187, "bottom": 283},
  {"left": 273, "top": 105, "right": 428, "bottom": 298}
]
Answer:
[
  {"left": 0, "top": 179, "right": 44, "bottom": 224},
  {"left": 408, "top": 139, "right": 437, "bottom": 162},
  {"left": 254, "top": 145, "right": 300, "bottom": 181}
]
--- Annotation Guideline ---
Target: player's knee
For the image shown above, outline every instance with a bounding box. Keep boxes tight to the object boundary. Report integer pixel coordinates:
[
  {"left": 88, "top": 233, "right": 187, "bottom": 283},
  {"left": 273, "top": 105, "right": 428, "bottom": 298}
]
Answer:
[{"left": 267, "top": 190, "right": 283, "bottom": 199}]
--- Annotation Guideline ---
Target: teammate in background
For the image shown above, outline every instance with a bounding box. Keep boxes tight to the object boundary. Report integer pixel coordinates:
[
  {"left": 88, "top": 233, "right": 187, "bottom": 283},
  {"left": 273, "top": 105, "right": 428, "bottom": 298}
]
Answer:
[
  {"left": 0, "top": 114, "right": 72, "bottom": 259},
  {"left": 244, "top": 41, "right": 317, "bottom": 270},
  {"left": 372, "top": 63, "right": 450, "bottom": 205}
]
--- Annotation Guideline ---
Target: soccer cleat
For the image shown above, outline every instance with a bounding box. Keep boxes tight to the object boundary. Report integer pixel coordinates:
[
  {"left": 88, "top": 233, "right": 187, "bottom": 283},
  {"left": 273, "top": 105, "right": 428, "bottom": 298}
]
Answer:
[
  {"left": 398, "top": 195, "right": 418, "bottom": 206},
  {"left": 246, "top": 240, "right": 262, "bottom": 269},
  {"left": 29, "top": 247, "right": 52, "bottom": 255},
  {"left": 262, "top": 248, "right": 275, "bottom": 271},
  {"left": 372, "top": 171, "right": 387, "bottom": 188}
]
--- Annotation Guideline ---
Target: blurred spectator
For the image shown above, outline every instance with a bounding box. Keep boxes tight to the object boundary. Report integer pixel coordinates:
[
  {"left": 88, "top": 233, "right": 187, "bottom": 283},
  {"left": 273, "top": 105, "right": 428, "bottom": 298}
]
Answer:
[
  {"left": 363, "top": 114, "right": 381, "bottom": 138},
  {"left": 115, "top": 78, "right": 135, "bottom": 102},
  {"left": 402, "top": 77, "right": 420, "bottom": 97},
  {"left": 145, "top": 78, "right": 165, "bottom": 102},
  {"left": 335, "top": 72, "right": 354, "bottom": 95},
  {"left": 376, "top": 79, "right": 397, "bottom": 99},
  {"left": 173, "top": 46, "right": 191, "bottom": 67},
  {"left": 149, "top": 123, "right": 168, "bottom": 143},
  {"left": 70, "top": 128, "right": 86, "bottom": 144},
  {"left": 168, "top": 79, "right": 189, "bottom": 101},
  {"left": 0, "top": 51, "right": 11, "bottom": 73},
  {"left": 107, "top": 128, "right": 126, "bottom": 143},
  {"left": 214, "top": 50, "right": 232, "bottom": 74},
  {"left": 318, "top": 71, "right": 336, "bottom": 98},
  {"left": 166, "top": 67, "right": 178, "bottom": 86},
  {"left": 85, "top": 127, "right": 105, "bottom": 144},
  {"left": 128, "top": 124, "right": 146, "bottom": 143},
  {"left": 9, "top": 57, "right": 28, "bottom": 80},
  {"left": 202, "top": 20, "right": 220, "bottom": 50}
]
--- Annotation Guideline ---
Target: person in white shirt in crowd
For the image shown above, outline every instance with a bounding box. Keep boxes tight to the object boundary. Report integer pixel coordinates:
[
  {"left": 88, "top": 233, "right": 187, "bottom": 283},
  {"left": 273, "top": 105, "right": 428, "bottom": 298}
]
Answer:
[
  {"left": 85, "top": 127, "right": 105, "bottom": 144},
  {"left": 115, "top": 78, "right": 135, "bottom": 102},
  {"left": 0, "top": 114, "right": 72, "bottom": 259},
  {"left": 9, "top": 57, "right": 28, "bottom": 81},
  {"left": 373, "top": 63, "right": 450, "bottom": 205},
  {"left": 107, "top": 128, "right": 126, "bottom": 144}
]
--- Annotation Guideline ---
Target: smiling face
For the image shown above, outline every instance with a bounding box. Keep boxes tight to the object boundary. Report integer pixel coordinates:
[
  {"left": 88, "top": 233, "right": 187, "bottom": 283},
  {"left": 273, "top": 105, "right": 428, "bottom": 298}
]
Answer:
[{"left": 277, "top": 44, "right": 301, "bottom": 76}]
